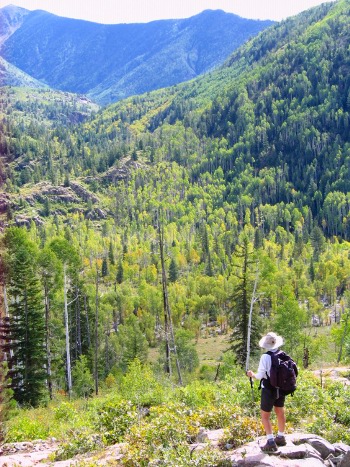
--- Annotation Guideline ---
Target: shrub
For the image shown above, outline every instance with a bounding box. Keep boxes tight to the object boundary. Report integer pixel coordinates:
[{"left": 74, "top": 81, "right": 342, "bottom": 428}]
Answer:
[
  {"left": 55, "top": 428, "right": 104, "bottom": 461},
  {"left": 120, "top": 359, "right": 166, "bottom": 406},
  {"left": 220, "top": 415, "right": 264, "bottom": 449},
  {"left": 5, "top": 414, "right": 49, "bottom": 442},
  {"left": 197, "top": 404, "right": 242, "bottom": 430},
  {"left": 97, "top": 400, "right": 139, "bottom": 444},
  {"left": 122, "top": 404, "right": 198, "bottom": 466},
  {"left": 54, "top": 402, "right": 77, "bottom": 421}
]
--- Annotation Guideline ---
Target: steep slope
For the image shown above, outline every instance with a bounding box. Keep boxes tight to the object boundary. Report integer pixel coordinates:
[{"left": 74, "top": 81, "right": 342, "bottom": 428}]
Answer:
[
  {"left": 0, "top": 56, "right": 47, "bottom": 88},
  {"left": 3, "top": 0, "right": 350, "bottom": 238},
  {"left": 0, "top": 8, "right": 273, "bottom": 104},
  {"left": 0, "top": 4, "right": 29, "bottom": 46}
]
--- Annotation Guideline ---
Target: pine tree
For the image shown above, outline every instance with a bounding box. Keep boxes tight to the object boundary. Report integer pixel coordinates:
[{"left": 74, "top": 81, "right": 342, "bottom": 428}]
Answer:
[
  {"left": 116, "top": 260, "right": 124, "bottom": 284},
  {"left": 108, "top": 241, "right": 115, "bottom": 265},
  {"left": 168, "top": 258, "right": 178, "bottom": 282},
  {"left": 101, "top": 257, "right": 108, "bottom": 277},
  {"left": 4, "top": 228, "right": 47, "bottom": 406},
  {"left": 229, "top": 234, "right": 260, "bottom": 367}
]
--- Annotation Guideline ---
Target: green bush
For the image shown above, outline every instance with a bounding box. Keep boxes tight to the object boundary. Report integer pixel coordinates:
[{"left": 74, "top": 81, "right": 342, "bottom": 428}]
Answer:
[
  {"left": 97, "top": 400, "right": 139, "bottom": 444},
  {"left": 197, "top": 404, "right": 242, "bottom": 430},
  {"left": 5, "top": 414, "right": 50, "bottom": 442},
  {"left": 54, "top": 402, "right": 77, "bottom": 421},
  {"left": 220, "top": 415, "right": 264, "bottom": 449},
  {"left": 122, "top": 404, "right": 200, "bottom": 466},
  {"left": 120, "top": 359, "right": 166, "bottom": 406},
  {"left": 174, "top": 380, "right": 220, "bottom": 408},
  {"left": 55, "top": 428, "right": 104, "bottom": 461}
]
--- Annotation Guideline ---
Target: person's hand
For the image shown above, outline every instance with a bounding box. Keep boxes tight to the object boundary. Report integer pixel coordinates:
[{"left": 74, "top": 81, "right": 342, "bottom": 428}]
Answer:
[{"left": 246, "top": 370, "right": 254, "bottom": 378}]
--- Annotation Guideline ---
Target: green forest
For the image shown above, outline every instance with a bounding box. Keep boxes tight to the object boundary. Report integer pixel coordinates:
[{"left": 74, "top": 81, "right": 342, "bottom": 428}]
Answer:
[{"left": 1, "top": 0, "right": 350, "bottom": 464}]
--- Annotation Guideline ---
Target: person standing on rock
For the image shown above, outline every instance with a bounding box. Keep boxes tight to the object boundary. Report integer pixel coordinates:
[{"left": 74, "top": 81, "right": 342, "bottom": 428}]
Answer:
[{"left": 246, "top": 332, "right": 287, "bottom": 453}]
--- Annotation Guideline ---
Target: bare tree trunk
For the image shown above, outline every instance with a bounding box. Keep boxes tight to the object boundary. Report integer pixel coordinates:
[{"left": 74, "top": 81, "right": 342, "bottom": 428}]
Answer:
[
  {"left": 94, "top": 264, "right": 99, "bottom": 395},
  {"left": 44, "top": 281, "right": 53, "bottom": 400},
  {"left": 64, "top": 265, "right": 72, "bottom": 398},
  {"left": 76, "top": 287, "right": 82, "bottom": 357},
  {"left": 158, "top": 217, "right": 182, "bottom": 385}
]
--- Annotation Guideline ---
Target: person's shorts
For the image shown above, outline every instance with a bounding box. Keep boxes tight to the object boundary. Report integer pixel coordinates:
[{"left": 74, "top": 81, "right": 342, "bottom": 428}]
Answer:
[{"left": 260, "top": 387, "right": 285, "bottom": 412}]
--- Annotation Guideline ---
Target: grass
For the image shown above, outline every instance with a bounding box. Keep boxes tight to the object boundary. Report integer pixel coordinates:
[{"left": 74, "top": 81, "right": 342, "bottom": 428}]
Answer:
[
  {"left": 148, "top": 331, "right": 230, "bottom": 366},
  {"left": 196, "top": 333, "right": 230, "bottom": 365}
]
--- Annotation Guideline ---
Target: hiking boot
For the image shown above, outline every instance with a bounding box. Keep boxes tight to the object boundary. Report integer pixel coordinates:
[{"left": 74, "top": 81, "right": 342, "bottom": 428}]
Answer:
[
  {"left": 260, "top": 439, "right": 278, "bottom": 453},
  {"left": 275, "top": 435, "right": 287, "bottom": 446}
]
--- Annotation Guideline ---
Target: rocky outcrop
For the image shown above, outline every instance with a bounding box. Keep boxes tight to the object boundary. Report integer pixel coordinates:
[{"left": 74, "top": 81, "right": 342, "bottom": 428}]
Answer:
[
  {"left": 24, "top": 182, "right": 79, "bottom": 205},
  {"left": 85, "top": 207, "right": 107, "bottom": 220},
  {"left": 103, "top": 158, "right": 144, "bottom": 183},
  {"left": 15, "top": 214, "right": 44, "bottom": 227},
  {"left": 225, "top": 432, "right": 349, "bottom": 466},
  {"left": 1, "top": 431, "right": 349, "bottom": 466},
  {"left": 0, "top": 192, "right": 10, "bottom": 214},
  {"left": 70, "top": 181, "right": 99, "bottom": 204}
]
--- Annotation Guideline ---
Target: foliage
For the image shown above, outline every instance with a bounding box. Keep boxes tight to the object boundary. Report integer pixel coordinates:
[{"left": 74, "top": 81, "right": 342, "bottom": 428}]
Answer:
[
  {"left": 119, "top": 359, "right": 166, "bottom": 406},
  {"left": 220, "top": 415, "right": 264, "bottom": 448},
  {"left": 55, "top": 429, "right": 104, "bottom": 461},
  {"left": 3, "top": 228, "right": 47, "bottom": 406},
  {"left": 121, "top": 403, "right": 200, "bottom": 466},
  {"left": 2, "top": 0, "right": 350, "bottom": 432},
  {"left": 229, "top": 234, "right": 260, "bottom": 367},
  {"left": 4, "top": 412, "right": 50, "bottom": 442},
  {"left": 96, "top": 399, "right": 139, "bottom": 445},
  {"left": 72, "top": 356, "right": 94, "bottom": 399}
]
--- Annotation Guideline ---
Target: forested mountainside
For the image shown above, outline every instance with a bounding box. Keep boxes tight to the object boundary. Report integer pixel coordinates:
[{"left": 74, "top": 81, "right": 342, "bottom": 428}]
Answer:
[
  {"left": 0, "top": 56, "right": 47, "bottom": 88},
  {"left": 0, "top": 4, "right": 29, "bottom": 46},
  {"left": 1, "top": 0, "right": 350, "bottom": 408},
  {"left": 0, "top": 6, "right": 273, "bottom": 105}
]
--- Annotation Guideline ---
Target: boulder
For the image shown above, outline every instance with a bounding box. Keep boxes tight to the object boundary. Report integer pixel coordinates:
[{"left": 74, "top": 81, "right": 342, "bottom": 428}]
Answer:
[
  {"left": 229, "top": 434, "right": 349, "bottom": 467},
  {"left": 339, "top": 451, "right": 350, "bottom": 467},
  {"left": 307, "top": 438, "right": 336, "bottom": 459}
]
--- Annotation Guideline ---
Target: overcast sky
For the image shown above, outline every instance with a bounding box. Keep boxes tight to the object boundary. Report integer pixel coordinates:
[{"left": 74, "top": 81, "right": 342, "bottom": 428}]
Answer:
[{"left": 0, "top": 0, "right": 336, "bottom": 23}]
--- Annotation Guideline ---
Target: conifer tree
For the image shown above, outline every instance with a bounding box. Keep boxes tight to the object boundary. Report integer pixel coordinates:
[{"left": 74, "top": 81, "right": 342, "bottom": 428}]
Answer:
[
  {"left": 101, "top": 257, "right": 108, "bottom": 277},
  {"left": 4, "top": 228, "right": 47, "bottom": 406},
  {"left": 229, "top": 234, "right": 260, "bottom": 367},
  {"left": 116, "top": 260, "right": 124, "bottom": 284},
  {"left": 108, "top": 241, "right": 115, "bottom": 265},
  {"left": 168, "top": 258, "right": 178, "bottom": 282}
]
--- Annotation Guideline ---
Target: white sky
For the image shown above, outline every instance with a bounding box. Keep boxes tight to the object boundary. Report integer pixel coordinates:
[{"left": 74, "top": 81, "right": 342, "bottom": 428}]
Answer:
[{"left": 0, "top": 0, "right": 336, "bottom": 24}]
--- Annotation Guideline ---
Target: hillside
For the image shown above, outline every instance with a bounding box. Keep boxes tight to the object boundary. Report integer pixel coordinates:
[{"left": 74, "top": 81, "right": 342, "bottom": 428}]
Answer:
[
  {"left": 1, "top": 0, "right": 350, "bottom": 441},
  {"left": 4, "top": 0, "right": 348, "bottom": 235},
  {"left": 0, "top": 6, "right": 273, "bottom": 105},
  {"left": 0, "top": 56, "right": 47, "bottom": 88},
  {"left": 0, "top": 4, "right": 28, "bottom": 46}
]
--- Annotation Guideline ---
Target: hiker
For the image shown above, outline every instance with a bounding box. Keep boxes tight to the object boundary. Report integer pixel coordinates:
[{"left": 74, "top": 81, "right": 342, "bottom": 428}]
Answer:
[{"left": 246, "top": 332, "right": 287, "bottom": 453}]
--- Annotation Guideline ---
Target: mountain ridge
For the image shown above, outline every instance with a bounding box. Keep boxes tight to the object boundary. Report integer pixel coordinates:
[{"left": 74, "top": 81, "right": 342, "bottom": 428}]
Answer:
[{"left": 0, "top": 7, "right": 274, "bottom": 104}]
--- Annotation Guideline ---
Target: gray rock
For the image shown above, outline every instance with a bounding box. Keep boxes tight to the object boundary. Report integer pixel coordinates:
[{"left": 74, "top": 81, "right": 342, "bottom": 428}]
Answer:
[
  {"left": 292, "top": 433, "right": 325, "bottom": 444},
  {"left": 279, "top": 444, "right": 308, "bottom": 459},
  {"left": 307, "top": 438, "right": 336, "bottom": 459},
  {"left": 339, "top": 451, "right": 350, "bottom": 467},
  {"left": 334, "top": 443, "right": 350, "bottom": 455}
]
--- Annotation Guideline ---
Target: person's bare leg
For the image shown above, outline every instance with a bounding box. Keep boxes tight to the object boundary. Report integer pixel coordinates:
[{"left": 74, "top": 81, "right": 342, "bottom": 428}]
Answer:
[
  {"left": 274, "top": 406, "right": 286, "bottom": 433},
  {"left": 261, "top": 410, "right": 273, "bottom": 435}
]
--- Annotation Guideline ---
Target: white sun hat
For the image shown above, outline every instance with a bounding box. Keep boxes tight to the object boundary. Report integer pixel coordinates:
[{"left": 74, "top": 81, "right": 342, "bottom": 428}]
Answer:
[{"left": 259, "top": 332, "right": 284, "bottom": 350}]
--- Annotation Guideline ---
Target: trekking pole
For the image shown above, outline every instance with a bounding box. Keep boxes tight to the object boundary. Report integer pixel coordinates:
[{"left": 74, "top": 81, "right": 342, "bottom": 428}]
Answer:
[
  {"left": 245, "top": 265, "right": 259, "bottom": 439},
  {"left": 245, "top": 265, "right": 259, "bottom": 386}
]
